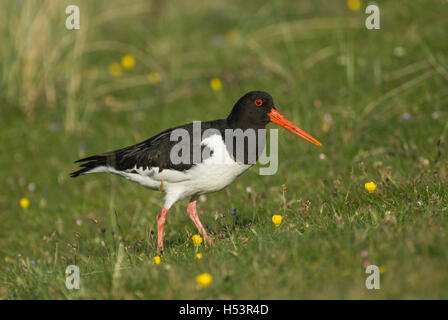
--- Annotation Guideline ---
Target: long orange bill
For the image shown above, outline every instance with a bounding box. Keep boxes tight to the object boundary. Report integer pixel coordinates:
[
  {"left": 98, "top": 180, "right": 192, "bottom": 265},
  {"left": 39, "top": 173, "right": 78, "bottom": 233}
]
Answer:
[{"left": 268, "top": 108, "right": 322, "bottom": 147}]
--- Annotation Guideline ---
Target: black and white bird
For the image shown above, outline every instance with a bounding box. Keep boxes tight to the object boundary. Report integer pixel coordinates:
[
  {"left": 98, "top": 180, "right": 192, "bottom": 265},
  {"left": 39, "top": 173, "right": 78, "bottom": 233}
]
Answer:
[{"left": 71, "top": 91, "right": 322, "bottom": 252}]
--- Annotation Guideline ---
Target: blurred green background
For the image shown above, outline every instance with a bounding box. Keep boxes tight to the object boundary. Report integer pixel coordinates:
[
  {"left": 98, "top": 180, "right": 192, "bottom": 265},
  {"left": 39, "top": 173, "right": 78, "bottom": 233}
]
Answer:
[{"left": 0, "top": 0, "right": 447, "bottom": 299}]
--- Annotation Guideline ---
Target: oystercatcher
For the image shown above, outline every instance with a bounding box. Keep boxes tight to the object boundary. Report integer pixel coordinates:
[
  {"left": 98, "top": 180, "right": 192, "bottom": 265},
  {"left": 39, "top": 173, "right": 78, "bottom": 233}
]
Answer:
[{"left": 71, "top": 91, "right": 321, "bottom": 252}]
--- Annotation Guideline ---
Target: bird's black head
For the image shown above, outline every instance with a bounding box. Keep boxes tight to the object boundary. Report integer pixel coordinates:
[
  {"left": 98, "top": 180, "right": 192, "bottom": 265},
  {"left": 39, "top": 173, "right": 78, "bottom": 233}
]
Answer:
[
  {"left": 227, "top": 91, "right": 275, "bottom": 129},
  {"left": 227, "top": 91, "right": 322, "bottom": 146}
]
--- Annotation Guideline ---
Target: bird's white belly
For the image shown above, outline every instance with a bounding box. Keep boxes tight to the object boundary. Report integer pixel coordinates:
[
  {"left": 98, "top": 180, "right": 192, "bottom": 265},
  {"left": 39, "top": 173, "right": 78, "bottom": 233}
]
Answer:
[
  {"left": 176, "top": 162, "right": 251, "bottom": 195},
  {"left": 113, "top": 161, "right": 250, "bottom": 203}
]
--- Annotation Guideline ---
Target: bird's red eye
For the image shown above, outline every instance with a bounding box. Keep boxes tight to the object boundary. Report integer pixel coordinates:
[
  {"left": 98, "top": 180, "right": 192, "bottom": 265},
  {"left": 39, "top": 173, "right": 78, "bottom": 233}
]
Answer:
[{"left": 254, "top": 99, "right": 263, "bottom": 106}]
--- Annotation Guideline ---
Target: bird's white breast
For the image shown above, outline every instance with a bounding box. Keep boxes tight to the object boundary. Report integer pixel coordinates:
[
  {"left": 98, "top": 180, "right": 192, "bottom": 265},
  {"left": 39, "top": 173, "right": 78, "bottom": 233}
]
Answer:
[{"left": 165, "top": 134, "right": 252, "bottom": 201}]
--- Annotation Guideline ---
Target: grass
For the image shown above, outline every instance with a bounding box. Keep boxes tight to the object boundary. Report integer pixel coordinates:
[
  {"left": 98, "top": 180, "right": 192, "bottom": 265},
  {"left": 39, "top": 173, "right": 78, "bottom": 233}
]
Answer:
[{"left": 1, "top": 0, "right": 448, "bottom": 299}]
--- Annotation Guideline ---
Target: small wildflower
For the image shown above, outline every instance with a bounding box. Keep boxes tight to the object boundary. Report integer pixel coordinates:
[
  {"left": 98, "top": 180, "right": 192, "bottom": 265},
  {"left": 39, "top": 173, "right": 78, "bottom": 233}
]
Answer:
[
  {"left": 417, "top": 200, "right": 423, "bottom": 206},
  {"left": 225, "top": 29, "right": 239, "bottom": 43},
  {"left": 192, "top": 234, "right": 203, "bottom": 246},
  {"left": 210, "top": 77, "right": 222, "bottom": 91},
  {"left": 432, "top": 112, "right": 439, "bottom": 119},
  {"left": 380, "top": 265, "right": 387, "bottom": 274},
  {"left": 28, "top": 183, "right": 36, "bottom": 192},
  {"left": 199, "top": 195, "right": 207, "bottom": 202},
  {"left": 108, "top": 63, "right": 122, "bottom": 76},
  {"left": 323, "top": 113, "right": 333, "bottom": 123},
  {"left": 148, "top": 72, "right": 161, "bottom": 84},
  {"left": 245, "top": 186, "right": 252, "bottom": 193},
  {"left": 347, "top": 0, "right": 361, "bottom": 11},
  {"left": 40, "top": 198, "right": 47, "bottom": 208},
  {"left": 230, "top": 208, "right": 236, "bottom": 215},
  {"left": 20, "top": 197, "right": 30, "bottom": 209},
  {"left": 121, "top": 54, "right": 135, "bottom": 69},
  {"left": 196, "top": 253, "right": 203, "bottom": 259},
  {"left": 196, "top": 272, "right": 213, "bottom": 287},
  {"left": 355, "top": 211, "right": 359, "bottom": 216},
  {"left": 362, "top": 260, "right": 370, "bottom": 268},
  {"left": 420, "top": 158, "right": 430, "bottom": 166},
  {"left": 30, "top": 260, "right": 36, "bottom": 265},
  {"left": 360, "top": 250, "right": 368, "bottom": 258},
  {"left": 76, "top": 219, "right": 82, "bottom": 226},
  {"left": 364, "top": 181, "right": 377, "bottom": 194},
  {"left": 272, "top": 214, "right": 283, "bottom": 227},
  {"left": 305, "top": 222, "right": 310, "bottom": 229},
  {"left": 322, "top": 113, "right": 333, "bottom": 133},
  {"left": 402, "top": 112, "right": 411, "bottom": 120},
  {"left": 153, "top": 256, "right": 161, "bottom": 264},
  {"left": 393, "top": 47, "right": 405, "bottom": 57},
  {"left": 319, "top": 153, "right": 326, "bottom": 160}
]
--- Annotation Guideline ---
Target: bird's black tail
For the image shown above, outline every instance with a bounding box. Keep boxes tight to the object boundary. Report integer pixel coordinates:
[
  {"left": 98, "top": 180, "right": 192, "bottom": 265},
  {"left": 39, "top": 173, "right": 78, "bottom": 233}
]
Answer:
[{"left": 70, "top": 153, "right": 111, "bottom": 178}]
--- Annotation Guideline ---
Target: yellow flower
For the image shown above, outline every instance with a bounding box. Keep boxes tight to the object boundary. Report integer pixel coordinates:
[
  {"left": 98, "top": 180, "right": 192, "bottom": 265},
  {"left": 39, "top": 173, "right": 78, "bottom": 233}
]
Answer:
[
  {"left": 365, "top": 181, "right": 377, "bottom": 194},
  {"left": 121, "top": 54, "right": 136, "bottom": 69},
  {"left": 225, "top": 29, "right": 239, "bottom": 43},
  {"left": 40, "top": 198, "right": 47, "bottom": 208},
  {"left": 210, "top": 77, "right": 222, "bottom": 91},
  {"left": 192, "top": 234, "right": 203, "bottom": 246},
  {"left": 108, "top": 63, "right": 122, "bottom": 76},
  {"left": 347, "top": 0, "right": 361, "bottom": 11},
  {"left": 153, "top": 256, "right": 161, "bottom": 264},
  {"left": 380, "top": 265, "right": 387, "bottom": 274},
  {"left": 148, "top": 72, "right": 161, "bottom": 84},
  {"left": 305, "top": 222, "right": 310, "bottom": 229},
  {"left": 196, "top": 253, "right": 203, "bottom": 259},
  {"left": 272, "top": 214, "right": 282, "bottom": 227},
  {"left": 20, "top": 197, "right": 30, "bottom": 209},
  {"left": 196, "top": 272, "right": 213, "bottom": 287}
]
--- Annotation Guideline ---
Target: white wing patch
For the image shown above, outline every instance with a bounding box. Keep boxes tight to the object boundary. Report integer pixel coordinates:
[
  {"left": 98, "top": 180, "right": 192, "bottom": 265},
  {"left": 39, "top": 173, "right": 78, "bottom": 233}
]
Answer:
[
  {"left": 200, "top": 134, "right": 236, "bottom": 165},
  {"left": 126, "top": 166, "right": 192, "bottom": 183}
]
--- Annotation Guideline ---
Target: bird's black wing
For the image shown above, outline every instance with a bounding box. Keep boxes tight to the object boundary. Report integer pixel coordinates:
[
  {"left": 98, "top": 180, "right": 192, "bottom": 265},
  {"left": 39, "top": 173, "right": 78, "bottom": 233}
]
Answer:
[{"left": 70, "top": 120, "right": 227, "bottom": 178}]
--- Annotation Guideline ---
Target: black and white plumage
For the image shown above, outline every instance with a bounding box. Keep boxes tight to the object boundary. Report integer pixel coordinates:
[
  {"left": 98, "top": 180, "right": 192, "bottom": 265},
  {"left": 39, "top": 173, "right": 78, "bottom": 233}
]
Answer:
[{"left": 71, "top": 91, "right": 322, "bottom": 252}]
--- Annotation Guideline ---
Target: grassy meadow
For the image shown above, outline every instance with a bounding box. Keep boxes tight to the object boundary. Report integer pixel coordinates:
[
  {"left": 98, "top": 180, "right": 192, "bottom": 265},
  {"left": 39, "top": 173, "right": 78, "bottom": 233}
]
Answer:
[{"left": 1, "top": 0, "right": 448, "bottom": 299}]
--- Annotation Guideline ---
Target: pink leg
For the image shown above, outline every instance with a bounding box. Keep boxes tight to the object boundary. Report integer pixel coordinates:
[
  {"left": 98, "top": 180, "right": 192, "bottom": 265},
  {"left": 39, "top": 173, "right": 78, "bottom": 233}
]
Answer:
[
  {"left": 156, "top": 206, "right": 169, "bottom": 253},
  {"left": 187, "top": 198, "right": 213, "bottom": 245}
]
